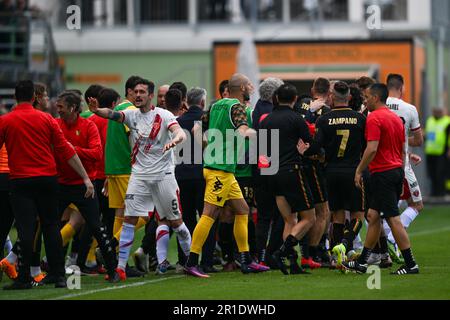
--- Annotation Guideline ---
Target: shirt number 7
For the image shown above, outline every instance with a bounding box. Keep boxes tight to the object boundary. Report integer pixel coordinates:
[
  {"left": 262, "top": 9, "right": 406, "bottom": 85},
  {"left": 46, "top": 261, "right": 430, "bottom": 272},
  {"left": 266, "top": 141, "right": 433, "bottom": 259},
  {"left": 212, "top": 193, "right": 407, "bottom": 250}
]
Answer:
[{"left": 337, "top": 130, "right": 350, "bottom": 158}]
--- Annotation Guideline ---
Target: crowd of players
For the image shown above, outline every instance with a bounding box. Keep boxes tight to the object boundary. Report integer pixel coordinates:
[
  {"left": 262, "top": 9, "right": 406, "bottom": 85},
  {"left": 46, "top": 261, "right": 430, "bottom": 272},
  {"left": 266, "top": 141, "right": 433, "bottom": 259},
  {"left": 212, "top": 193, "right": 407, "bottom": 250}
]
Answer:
[{"left": 0, "top": 72, "right": 422, "bottom": 290}]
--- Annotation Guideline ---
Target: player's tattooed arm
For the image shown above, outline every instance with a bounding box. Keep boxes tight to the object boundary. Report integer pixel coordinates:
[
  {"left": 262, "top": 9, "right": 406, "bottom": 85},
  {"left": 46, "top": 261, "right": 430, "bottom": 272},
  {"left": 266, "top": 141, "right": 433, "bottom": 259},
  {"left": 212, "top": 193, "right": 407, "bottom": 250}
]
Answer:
[{"left": 87, "top": 97, "right": 124, "bottom": 123}]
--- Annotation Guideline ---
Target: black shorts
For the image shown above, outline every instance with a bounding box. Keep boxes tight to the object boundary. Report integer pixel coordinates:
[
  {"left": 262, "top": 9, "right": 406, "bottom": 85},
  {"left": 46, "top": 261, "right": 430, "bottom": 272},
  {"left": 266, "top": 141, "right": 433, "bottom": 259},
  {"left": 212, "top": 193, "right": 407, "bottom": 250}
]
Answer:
[
  {"left": 326, "top": 170, "right": 365, "bottom": 213},
  {"left": 268, "top": 167, "right": 314, "bottom": 213},
  {"left": 237, "top": 176, "right": 255, "bottom": 207},
  {"left": 303, "top": 161, "right": 328, "bottom": 205},
  {"left": 368, "top": 168, "right": 404, "bottom": 219}
]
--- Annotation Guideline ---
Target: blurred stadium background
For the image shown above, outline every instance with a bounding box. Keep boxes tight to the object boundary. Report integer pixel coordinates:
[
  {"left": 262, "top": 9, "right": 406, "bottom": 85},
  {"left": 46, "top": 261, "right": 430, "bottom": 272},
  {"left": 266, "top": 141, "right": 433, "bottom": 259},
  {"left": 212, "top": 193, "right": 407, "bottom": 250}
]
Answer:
[{"left": 0, "top": 0, "right": 449, "bottom": 201}]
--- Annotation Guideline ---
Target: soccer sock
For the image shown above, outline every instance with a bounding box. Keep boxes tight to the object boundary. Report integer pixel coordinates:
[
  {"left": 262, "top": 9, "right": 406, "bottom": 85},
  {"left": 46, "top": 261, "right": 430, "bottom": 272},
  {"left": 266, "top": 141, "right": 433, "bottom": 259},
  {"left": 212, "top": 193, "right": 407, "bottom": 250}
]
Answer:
[
  {"left": 353, "top": 234, "right": 363, "bottom": 251},
  {"left": 113, "top": 216, "right": 124, "bottom": 236},
  {"left": 357, "top": 247, "right": 372, "bottom": 265},
  {"left": 6, "top": 250, "right": 17, "bottom": 264},
  {"left": 114, "top": 218, "right": 146, "bottom": 241},
  {"left": 118, "top": 223, "right": 135, "bottom": 270},
  {"left": 309, "top": 246, "right": 318, "bottom": 259},
  {"left": 234, "top": 215, "right": 250, "bottom": 253},
  {"left": 190, "top": 215, "right": 215, "bottom": 255},
  {"left": 60, "top": 223, "right": 76, "bottom": 247},
  {"left": 332, "top": 223, "right": 345, "bottom": 248},
  {"left": 30, "top": 266, "right": 42, "bottom": 277},
  {"left": 4, "top": 236, "right": 13, "bottom": 253},
  {"left": 173, "top": 223, "right": 191, "bottom": 258},
  {"left": 86, "top": 240, "right": 98, "bottom": 266},
  {"left": 401, "top": 248, "right": 417, "bottom": 269},
  {"left": 342, "top": 219, "right": 363, "bottom": 251},
  {"left": 400, "top": 207, "right": 419, "bottom": 229},
  {"left": 379, "top": 236, "right": 388, "bottom": 255},
  {"left": 279, "top": 235, "right": 298, "bottom": 256},
  {"left": 156, "top": 225, "right": 170, "bottom": 264},
  {"left": 300, "top": 237, "right": 310, "bottom": 259}
]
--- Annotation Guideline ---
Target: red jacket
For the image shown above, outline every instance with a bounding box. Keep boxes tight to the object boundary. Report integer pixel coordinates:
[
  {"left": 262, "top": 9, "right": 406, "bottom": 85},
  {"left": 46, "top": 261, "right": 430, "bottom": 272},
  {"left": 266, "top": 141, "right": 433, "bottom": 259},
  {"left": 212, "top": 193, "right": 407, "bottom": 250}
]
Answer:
[
  {"left": 89, "top": 114, "right": 108, "bottom": 180},
  {"left": 0, "top": 145, "right": 9, "bottom": 174},
  {"left": 56, "top": 116, "right": 102, "bottom": 185},
  {"left": 0, "top": 103, "right": 75, "bottom": 179}
]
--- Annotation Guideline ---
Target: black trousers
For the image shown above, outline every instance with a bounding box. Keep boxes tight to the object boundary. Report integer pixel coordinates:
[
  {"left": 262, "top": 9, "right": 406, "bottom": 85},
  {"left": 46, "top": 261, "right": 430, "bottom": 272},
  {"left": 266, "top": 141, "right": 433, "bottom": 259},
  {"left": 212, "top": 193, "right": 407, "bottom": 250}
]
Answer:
[
  {"left": 95, "top": 179, "right": 115, "bottom": 239},
  {"left": 9, "top": 176, "right": 65, "bottom": 282},
  {"left": 427, "top": 155, "right": 448, "bottom": 197},
  {"left": 58, "top": 184, "right": 116, "bottom": 275},
  {"left": 177, "top": 179, "right": 216, "bottom": 266},
  {"left": 0, "top": 174, "right": 14, "bottom": 259}
]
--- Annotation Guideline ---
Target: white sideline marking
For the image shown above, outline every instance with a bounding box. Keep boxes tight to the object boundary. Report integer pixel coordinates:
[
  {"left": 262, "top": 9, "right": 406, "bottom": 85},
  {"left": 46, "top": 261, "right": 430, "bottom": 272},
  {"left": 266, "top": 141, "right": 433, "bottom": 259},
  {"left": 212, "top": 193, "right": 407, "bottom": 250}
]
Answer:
[
  {"left": 50, "top": 276, "right": 184, "bottom": 300},
  {"left": 409, "top": 226, "right": 450, "bottom": 238}
]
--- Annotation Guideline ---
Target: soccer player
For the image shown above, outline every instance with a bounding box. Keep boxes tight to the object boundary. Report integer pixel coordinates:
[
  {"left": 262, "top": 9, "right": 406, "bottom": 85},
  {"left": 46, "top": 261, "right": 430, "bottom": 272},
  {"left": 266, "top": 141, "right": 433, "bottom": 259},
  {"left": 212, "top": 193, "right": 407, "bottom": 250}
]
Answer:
[
  {"left": 302, "top": 78, "right": 332, "bottom": 269},
  {"left": 88, "top": 78, "right": 190, "bottom": 281},
  {"left": 184, "top": 73, "right": 269, "bottom": 278},
  {"left": 261, "top": 84, "right": 320, "bottom": 275},
  {"left": 385, "top": 74, "right": 424, "bottom": 255},
  {"left": 300, "top": 81, "right": 367, "bottom": 269},
  {"left": 54, "top": 91, "right": 120, "bottom": 281},
  {"left": 170, "top": 82, "right": 189, "bottom": 115},
  {"left": 33, "top": 83, "right": 49, "bottom": 112},
  {"left": 343, "top": 83, "right": 419, "bottom": 275},
  {"left": 0, "top": 80, "right": 93, "bottom": 289}
]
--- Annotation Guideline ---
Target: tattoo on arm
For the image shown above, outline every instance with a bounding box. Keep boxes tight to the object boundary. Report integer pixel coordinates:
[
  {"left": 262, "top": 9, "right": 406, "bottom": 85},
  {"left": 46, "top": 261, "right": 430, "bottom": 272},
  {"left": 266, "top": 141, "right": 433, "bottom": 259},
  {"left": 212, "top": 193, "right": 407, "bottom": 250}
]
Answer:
[{"left": 108, "top": 111, "right": 122, "bottom": 121}]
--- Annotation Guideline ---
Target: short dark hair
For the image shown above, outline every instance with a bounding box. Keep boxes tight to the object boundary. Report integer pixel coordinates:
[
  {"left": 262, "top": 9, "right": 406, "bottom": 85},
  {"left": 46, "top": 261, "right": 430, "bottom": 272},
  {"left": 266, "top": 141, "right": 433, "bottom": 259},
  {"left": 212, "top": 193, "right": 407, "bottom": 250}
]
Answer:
[
  {"left": 84, "top": 84, "right": 105, "bottom": 102},
  {"left": 170, "top": 82, "right": 187, "bottom": 100},
  {"left": 349, "top": 86, "right": 363, "bottom": 112},
  {"left": 312, "top": 78, "right": 330, "bottom": 95},
  {"left": 58, "top": 91, "right": 82, "bottom": 113},
  {"left": 134, "top": 79, "right": 155, "bottom": 94},
  {"left": 125, "top": 76, "right": 143, "bottom": 97},
  {"left": 369, "top": 83, "right": 389, "bottom": 104},
  {"left": 219, "top": 80, "right": 229, "bottom": 98},
  {"left": 15, "top": 80, "right": 34, "bottom": 103},
  {"left": 165, "top": 89, "right": 182, "bottom": 114},
  {"left": 98, "top": 88, "right": 120, "bottom": 109},
  {"left": 356, "top": 76, "right": 376, "bottom": 91},
  {"left": 333, "top": 81, "right": 350, "bottom": 96},
  {"left": 386, "top": 74, "right": 404, "bottom": 91},
  {"left": 276, "top": 83, "right": 298, "bottom": 105}
]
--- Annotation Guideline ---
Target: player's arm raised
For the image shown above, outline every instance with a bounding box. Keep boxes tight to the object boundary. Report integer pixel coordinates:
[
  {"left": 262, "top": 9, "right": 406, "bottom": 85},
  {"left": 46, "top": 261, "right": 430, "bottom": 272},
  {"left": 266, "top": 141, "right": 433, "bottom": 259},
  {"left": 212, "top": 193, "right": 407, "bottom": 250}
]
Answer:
[{"left": 88, "top": 97, "right": 124, "bottom": 123}]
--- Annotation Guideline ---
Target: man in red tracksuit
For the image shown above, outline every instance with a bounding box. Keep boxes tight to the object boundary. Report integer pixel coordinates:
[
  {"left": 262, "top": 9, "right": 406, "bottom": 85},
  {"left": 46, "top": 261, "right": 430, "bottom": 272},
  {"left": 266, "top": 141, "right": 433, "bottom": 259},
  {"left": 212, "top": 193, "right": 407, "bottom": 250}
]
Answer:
[
  {"left": 55, "top": 90, "right": 120, "bottom": 282},
  {"left": 0, "top": 80, "right": 93, "bottom": 290}
]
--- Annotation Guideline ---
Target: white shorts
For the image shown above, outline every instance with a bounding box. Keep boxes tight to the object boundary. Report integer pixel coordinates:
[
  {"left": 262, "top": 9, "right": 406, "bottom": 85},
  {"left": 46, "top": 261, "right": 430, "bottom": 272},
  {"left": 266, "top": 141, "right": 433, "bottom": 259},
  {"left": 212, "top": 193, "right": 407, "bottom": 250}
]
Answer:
[
  {"left": 402, "top": 164, "right": 423, "bottom": 203},
  {"left": 125, "top": 173, "right": 182, "bottom": 221}
]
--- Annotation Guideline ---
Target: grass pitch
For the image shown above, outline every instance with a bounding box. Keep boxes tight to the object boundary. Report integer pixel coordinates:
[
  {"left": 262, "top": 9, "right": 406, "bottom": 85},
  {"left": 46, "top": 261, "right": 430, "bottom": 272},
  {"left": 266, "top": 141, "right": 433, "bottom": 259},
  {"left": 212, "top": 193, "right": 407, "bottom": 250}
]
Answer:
[{"left": 0, "top": 206, "right": 449, "bottom": 300}]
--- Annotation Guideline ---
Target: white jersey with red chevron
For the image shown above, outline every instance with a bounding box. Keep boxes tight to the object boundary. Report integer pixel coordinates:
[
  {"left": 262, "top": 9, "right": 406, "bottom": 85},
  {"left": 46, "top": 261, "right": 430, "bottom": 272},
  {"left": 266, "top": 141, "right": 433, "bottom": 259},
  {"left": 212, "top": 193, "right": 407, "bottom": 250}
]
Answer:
[{"left": 122, "top": 107, "right": 178, "bottom": 180}]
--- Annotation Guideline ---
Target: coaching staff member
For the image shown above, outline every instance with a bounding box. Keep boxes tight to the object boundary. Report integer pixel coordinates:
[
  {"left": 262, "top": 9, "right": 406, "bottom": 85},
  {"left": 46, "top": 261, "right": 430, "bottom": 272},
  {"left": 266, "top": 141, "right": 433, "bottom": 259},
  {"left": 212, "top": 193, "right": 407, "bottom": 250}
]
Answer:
[
  {"left": 343, "top": 83, "right": 419, "bottom": 275},
  {"left": 0, "top": 80, "right": 94, "bottom": 290}
]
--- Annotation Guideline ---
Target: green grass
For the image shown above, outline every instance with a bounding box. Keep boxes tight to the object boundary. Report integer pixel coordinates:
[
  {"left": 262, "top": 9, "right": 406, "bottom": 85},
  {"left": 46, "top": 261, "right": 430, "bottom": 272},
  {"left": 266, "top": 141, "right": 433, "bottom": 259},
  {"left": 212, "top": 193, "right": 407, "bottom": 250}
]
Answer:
[{"left": 1, "top": 206, "right": 449, "bottom": 300}]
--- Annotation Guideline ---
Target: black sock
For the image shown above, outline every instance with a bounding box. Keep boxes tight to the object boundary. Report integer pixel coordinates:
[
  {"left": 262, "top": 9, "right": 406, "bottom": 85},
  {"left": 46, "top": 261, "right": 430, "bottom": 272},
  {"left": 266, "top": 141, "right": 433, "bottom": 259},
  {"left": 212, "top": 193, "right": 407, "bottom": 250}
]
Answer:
[
  {"left": 309, "top": 246, "right": 318, "bottom": 260},
  {"left": 280, "top": 235, "right": 298, "bottom": 255},
  {"left": 300, "top": 237, "right": 310, "bottom": 259},
  {"left": 372, "top": 241, "right": 381, "bottom": 254},
  {"left": 379, "top": 236, "right": 388, "bottom": 255},
  {"left": 342, "top": 219, "right": 362, "bottom": 251},
  {"left": 332, "top": 223, "right": 345, "bottom": 248},
  {"left": 401, "top": 248, "right": 417, "bottom": 269},
  {"left": 357, "top": 247, "right": 371, "bottom": 265},
  {"left": 186, "top": 253, "right": 199, "bottom": 267}
]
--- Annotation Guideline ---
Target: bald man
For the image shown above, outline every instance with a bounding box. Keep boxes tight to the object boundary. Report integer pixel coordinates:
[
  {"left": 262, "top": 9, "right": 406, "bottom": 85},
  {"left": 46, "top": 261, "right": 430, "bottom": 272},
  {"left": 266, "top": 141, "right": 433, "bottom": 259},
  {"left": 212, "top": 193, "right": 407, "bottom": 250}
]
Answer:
[
  {"left": 157, "top": 85, "right": 170, "bottom": 109},
  {"left": 184, "top": 73, "right": 269, "bottom": 278}
]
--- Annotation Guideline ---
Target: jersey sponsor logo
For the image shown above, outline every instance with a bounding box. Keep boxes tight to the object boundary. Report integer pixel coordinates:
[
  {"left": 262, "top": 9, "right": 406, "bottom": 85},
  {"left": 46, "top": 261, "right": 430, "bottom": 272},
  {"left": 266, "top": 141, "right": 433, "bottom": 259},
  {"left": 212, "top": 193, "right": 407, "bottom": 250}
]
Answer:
[
  {"left": 328, "top": 117, "right": 358, "bottom": 126},
  {"left": 213, "top": 177, "right": 223, "bottom": 192},
  {"left": 149, "top": 114, "right": 162, "bottom": 140},
  {"left": 125, "top": 194, "right": 135, "bottom": 200}
]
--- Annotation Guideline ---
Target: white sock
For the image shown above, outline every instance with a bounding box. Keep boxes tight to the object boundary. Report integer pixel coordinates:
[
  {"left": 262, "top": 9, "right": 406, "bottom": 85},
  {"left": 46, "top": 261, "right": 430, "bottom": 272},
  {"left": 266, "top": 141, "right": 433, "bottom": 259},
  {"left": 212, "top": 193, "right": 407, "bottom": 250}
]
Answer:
[
  {"left": 118, "top": 223, "right": 135, "bottom": 270},
  {"left": 398, "top": 200, "right": 408, "bottom": 212},
  {"left": 6, "top": 250, "right": 17, "bottom": 264},
  {"left": 173, "top": 223, "right": 191, "bottom": 257},
  {"left": 156, "top": 225, "right": 170, "bottom": 264},
  {"left": 353, "top": 234, "right": 363, "bottom": 251},
  {"left": 4, "top": 236, "right": 13, "bottom": 253},
  {"left": 400, "top": 207, "right": 419, "bottom": 229},
  {"left": 30, "top": 266, "right": 42, "bottom": 277}
]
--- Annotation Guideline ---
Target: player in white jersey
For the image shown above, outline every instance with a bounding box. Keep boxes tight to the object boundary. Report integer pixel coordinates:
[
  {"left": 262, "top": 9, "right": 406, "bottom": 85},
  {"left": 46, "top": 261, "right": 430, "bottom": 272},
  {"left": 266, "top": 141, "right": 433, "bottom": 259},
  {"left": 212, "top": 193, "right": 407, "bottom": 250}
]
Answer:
[
  {"left": 88, "top": 79, "right": 190, "bottom": 281},
  {"left": 385, "top": 74, "right": 424, "bottom": 260}
]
